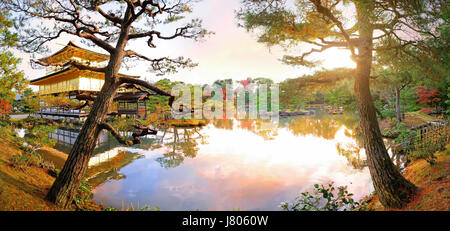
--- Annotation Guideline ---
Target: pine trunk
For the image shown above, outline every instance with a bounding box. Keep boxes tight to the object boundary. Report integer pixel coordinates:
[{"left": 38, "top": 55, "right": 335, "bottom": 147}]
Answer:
[
  {"left": 45, "top": 50, "right": 125, "bottom": 208},
  {"left": 355, "top": 3, "right": 416, "bottom": 209},
  {"left": 395, "top": 87, "right": 402, "bottom": 122}
]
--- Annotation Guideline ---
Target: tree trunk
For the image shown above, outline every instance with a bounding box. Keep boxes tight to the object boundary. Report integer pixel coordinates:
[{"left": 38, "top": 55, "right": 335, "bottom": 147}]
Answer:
[
  {"left": 45, "top": 49, "right": 125, "bottom": 208},
  {"left": 395, "top": 87, "right": 402, "bottom": 122},
  {"left": 354, "top": 3, "right": 416, "bottom": 209},
  {"left": 45, "top": 80, "right": 120, "bottom": 208}
]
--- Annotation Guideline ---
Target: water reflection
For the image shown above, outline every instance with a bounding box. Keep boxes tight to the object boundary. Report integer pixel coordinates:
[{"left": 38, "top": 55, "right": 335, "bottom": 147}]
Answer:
[
  {"left": 280, "top": 111, "right": 360, "bottom": 140},
  {"left": 91, "top": 112, "right": 374, "bottom": 210},
  {"left": 49, "top": 126, "right": 156, "bottom": 167},
  {"left": 153, "top": 127, "right": 204, "bottom": 169}
]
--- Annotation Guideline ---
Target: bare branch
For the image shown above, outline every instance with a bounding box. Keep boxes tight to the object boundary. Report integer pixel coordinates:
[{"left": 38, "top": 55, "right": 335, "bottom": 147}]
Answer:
[
  {"left": 75, "top": 94, "right": 97, "bottom": 102},
  {"left": 119, "top": 83, "right": 158, "bottom": 98},
  {"left": 97, "top": 6, "right": 124, "bottom": 26},
  {"left": 309, "top": 0, "right": 357, "bottom": 57},
  {"left": 99, "top": 122, "right": 157, "bottom": 146},
  {"left": 119, "top": 77, "right": 175, "bottom": 107},
  {"left": 282, "top": 43, "right": 347, "bottom": 66},
  {"left": 4, "top": 0, "right": 116, "bottom": 53},
  {"left": 119, "top": 77, "right": 172, "bottom": 97},
  {"left": 124, "top": 49, "right": 197, "bottom": 74}
]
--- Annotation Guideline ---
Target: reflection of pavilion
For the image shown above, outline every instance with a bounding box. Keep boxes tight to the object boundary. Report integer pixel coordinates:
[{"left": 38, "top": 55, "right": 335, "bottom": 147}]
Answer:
[{"left": 50, "top": 126, "right": 155, "bottom": 166}]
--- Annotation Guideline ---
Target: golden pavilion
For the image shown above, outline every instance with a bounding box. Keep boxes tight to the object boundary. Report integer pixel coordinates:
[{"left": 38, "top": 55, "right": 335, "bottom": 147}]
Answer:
[{"left": 30, "top": 42, "right": 149, "bottom": 119}]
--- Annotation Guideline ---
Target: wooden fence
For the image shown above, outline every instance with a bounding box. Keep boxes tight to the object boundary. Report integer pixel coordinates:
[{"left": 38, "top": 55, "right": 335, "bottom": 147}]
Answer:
[{"left": 393, "top": 120, "right": 450, "bottom": 155}]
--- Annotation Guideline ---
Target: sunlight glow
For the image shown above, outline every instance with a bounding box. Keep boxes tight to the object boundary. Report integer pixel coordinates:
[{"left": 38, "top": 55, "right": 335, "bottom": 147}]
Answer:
[{"left": 318, "top": 48, "right": 356, "bottom": 70}]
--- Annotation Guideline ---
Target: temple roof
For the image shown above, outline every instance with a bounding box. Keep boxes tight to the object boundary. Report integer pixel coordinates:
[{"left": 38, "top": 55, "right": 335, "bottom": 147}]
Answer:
[
  {"left": 38, "top": 41, "right": 110, "bottom": 66},
  {"left": 30, "top": 65, "right": 139, "bottom": 85}
]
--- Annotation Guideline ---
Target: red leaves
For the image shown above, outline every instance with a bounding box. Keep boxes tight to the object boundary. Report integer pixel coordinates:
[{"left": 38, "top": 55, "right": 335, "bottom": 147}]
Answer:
[
  {"left": 0, "top": 99, "right": 12, "bottom": 118},
  {"left": 240, "top": 80, "right": 249, "bottom": 87},
  {"left": 416, "top": 86, "right": 441, "bottom": 105},
  {"left": 222, "top": 88, "right": 227, "bottom": 100}
]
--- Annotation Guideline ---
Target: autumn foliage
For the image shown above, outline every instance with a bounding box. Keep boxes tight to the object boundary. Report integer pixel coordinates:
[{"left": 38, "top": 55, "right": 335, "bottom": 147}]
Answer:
[
  {"left": 415, "top": 86, "right": 441, "bottom": 105},
  {"left": 0, "top": 98, "right": 12, "bottom": 119}
]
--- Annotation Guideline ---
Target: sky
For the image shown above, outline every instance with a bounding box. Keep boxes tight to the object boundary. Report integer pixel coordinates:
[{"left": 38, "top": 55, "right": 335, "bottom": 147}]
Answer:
[{"left": 13, "top": 0, "right": 356, "bottom": 88}]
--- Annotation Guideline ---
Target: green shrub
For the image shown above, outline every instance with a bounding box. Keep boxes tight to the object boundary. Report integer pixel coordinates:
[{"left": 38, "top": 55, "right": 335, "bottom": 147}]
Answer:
[
  {"left": 281, "top": 182, "right": 367, "bottom": 211},
  {"left": 381, "top": 110, "right": 396, "bottom": 118},
  {"left": 140, "top": 205, "right": 161, "bottom": 211},
  {"left": 408, "top": 138, "right": 445, "bottom": 165},
  {"left": 444, "top": 144, "right": 450, "bottom": 156},
  {"left": 10, "top": 145, "right": 43, "bottom": 170},
  {"left": 24, "top": 123, "right": 57, "bottom": 148},
  {"left": 116, "top": 201, "right": 161, "bottom": 211},
  {"left": 0, "top": 120, "right": 15, "bottom": 140},
  {"left": 73, "top": 179, "right": 100, "bottom": 211},
  {"left": 382, "top": 122, "right": 416, "bottom": 151}
]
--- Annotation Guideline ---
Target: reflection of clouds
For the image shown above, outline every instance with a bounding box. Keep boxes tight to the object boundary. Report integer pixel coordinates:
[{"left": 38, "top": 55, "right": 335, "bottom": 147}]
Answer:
[
  {"left": 92, "top": 180, "right": 124, "bottom": 204},
  {"left": 93, "top": 122, "right": 373, "bottom": 210},
  {"left": 183, "top": 124, "right": 372, "bottom": 209}
]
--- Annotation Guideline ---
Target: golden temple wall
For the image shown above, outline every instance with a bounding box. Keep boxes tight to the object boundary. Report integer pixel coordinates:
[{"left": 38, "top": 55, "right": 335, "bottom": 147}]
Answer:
[{"left": 38, "top": 76, "right": 105, "bottom": 95}]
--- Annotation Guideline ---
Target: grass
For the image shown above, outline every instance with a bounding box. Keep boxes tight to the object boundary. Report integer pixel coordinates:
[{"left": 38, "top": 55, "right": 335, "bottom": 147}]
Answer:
[
  {"left": 0, "top": 131, "right": 102, "bottom": 211},
  {"left": 0, "top": 136, "right": 64, "bottom": 211},
  {"left": 37, "top": 147, "right": 68, "bottom": 169}
]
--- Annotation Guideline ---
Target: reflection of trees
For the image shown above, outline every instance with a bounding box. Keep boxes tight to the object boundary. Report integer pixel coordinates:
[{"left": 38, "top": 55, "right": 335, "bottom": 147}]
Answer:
[
  {"left": 212, "top": 118, "right": 278, "bottom": 140},
  {"left": 286, "top": 117, "right": 342, "bottom": 140},
  {"left": 238, "top": 119, "right": 278, "bottom": 140},
  {"left": 283, "top": 113, "right": 360, "bottom": 141},
  {"left": 153, "top": 126, "right": 205, "bottom": 168},
  {"left": 336, "top": 143, "right": 367, "bottom": 170}
]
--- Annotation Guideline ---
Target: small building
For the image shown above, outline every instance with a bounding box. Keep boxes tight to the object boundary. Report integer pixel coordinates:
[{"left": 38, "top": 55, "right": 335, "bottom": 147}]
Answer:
[{"left": 30, "top": 42, "right": 149, "bottom": 120}]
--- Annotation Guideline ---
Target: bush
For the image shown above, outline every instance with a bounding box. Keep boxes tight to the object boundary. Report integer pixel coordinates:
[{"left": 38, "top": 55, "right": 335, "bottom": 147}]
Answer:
[
  {"left": 408, "top": 138, "right": 446, "bottom": 165},
  {"left": 0, "top": 120, "right": 16, "bottom": 140},
  {"left": 379, "top": 109, "right": 395, "bottom": 119},
  {"left": 444, "top": 144, "right": 450, "bottom": 156},
  {"left": 10, "top": 145, "right": 43, "bottom": 170},
  {"left": 280, "top": 182, "right": 367, "bottom": 211},
  {"left": 382, "top": 122, "right": 416, "bottom": 149},
  {"left": 117, "top": 202, "right": 161, "bottom": 211},
  {"left": 73, "top": 179, "right": 101, "bottom": 211},
  {"left": 23, "top": 123, "right": 57, "bottom": 149}
]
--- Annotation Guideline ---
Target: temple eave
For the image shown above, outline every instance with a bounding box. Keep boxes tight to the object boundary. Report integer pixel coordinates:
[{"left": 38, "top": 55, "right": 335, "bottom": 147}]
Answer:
[
  {"left": 37, "top": 41, "right": 110, "bottom": 66},
  {"left": 30, "top": 66, "right": 139, "bottom": 86}
]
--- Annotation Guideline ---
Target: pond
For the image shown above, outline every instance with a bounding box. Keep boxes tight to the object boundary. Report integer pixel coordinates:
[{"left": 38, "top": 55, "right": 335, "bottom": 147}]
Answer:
[{"left": 52, "top": 111, "right": 375, "bottom": 210}]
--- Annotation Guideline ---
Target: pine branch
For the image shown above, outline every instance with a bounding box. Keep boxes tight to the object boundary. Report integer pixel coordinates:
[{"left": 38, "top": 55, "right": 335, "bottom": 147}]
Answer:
[{"left": 99, "top": 122, "right": 157, "bottom": 146}]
